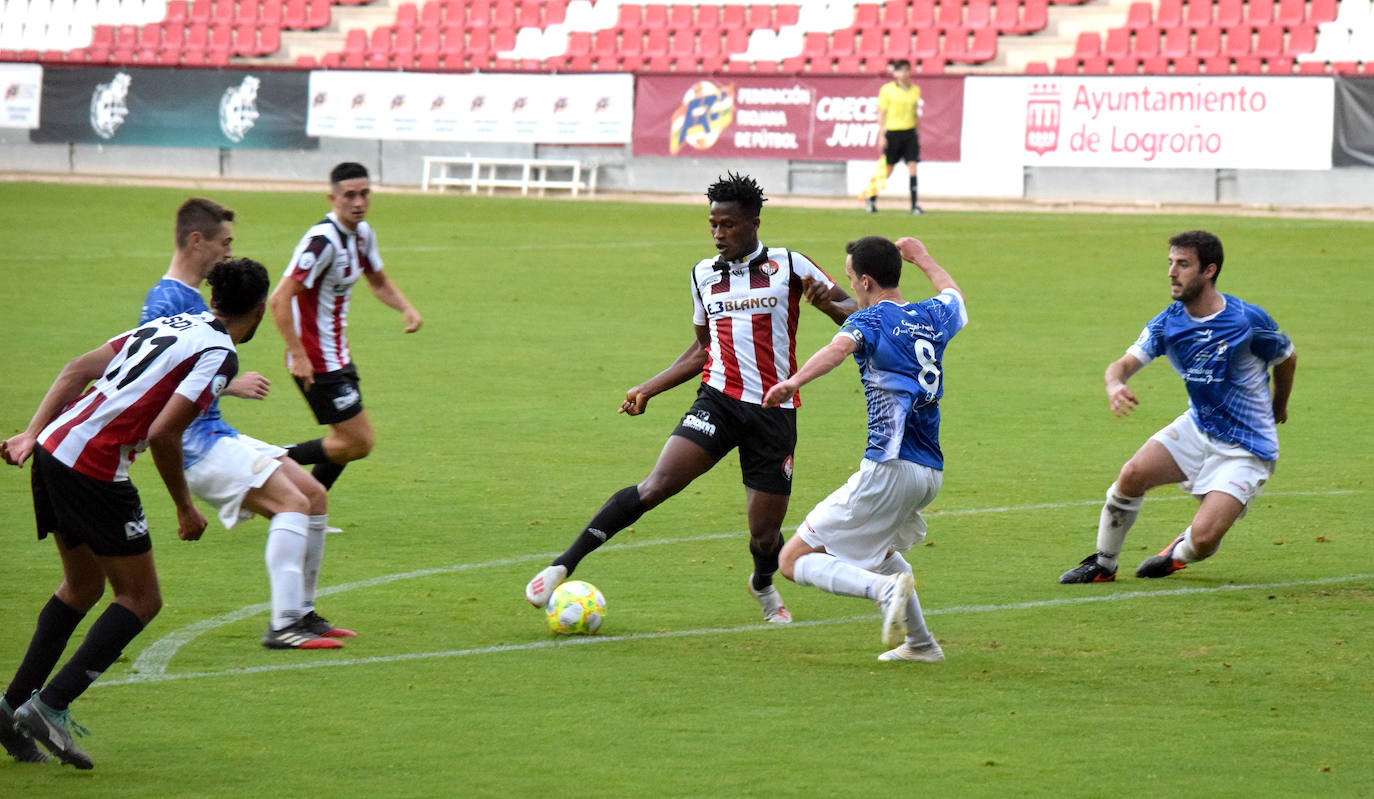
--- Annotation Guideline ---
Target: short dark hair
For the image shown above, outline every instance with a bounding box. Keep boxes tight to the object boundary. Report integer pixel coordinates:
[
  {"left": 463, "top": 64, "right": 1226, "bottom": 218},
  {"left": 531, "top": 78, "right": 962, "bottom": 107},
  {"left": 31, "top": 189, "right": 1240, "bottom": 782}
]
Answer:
[
  {"left": 705, "top": 172, "right": 767, "bottom": 216},
  {"left": 846, "top": 236, "right": 902, "bottom": 289},
  {"left": 330, "top": 162, "right": 370, "bottom": 185},
  {"left": 208, "top": 257, "right": 270, "bottom": 317},
  {"left": 891, "top": 59, "right": 911, "bottom": 71},
  {"left": 175, "top": 198, "right": 234, "bottom": 250},
  {"left": 1169, "top": 230, "right": 1224, "bottom": 282}
]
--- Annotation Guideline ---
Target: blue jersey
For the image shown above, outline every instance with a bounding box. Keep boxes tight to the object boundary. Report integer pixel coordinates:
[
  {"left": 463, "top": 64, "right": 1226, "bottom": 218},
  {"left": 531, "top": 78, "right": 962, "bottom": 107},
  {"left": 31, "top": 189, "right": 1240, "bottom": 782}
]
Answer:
[
  {"left": 1127, "top": 294, "right": 1293, "bottom": 461},
  {"left": 139, "top": 277, "right": 238, "bottom": 467},
  {"left": 839, "top": 289, "right": 967, "bottom": 469}
]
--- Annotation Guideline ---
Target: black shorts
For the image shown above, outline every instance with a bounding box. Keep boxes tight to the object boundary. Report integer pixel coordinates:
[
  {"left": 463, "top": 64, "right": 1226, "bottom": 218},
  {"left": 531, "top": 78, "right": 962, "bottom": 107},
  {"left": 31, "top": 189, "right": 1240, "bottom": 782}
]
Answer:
[
  {"left": 884, "top": 129, "right": 921, "bottom": 166},
  {"left": 671, "top": 384, "right": 797, "bottom": 495},
  {"left": 31, "top": 445, "right": 152, "bottom": 557},
  {"left": 294, "top": 363, "right": 364, "bottom": 425}
]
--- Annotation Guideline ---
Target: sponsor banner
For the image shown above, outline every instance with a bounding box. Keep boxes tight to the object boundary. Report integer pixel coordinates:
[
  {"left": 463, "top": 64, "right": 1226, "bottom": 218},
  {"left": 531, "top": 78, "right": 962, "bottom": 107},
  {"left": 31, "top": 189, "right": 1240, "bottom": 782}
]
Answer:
[
  {"left": 31, "top": 66, "right": 315, "bottom": 149},
  {"left": 306, "top": 71, "right": 633, "bottom": 143},
  {"left": 1333, "top": 77, "right": 1374, "bottom": 167},
  {"left": 1, "top": 63, "right": 42, "bottom": 129},
  {"left": 963, "top": 76, "right": 1333, "bottom": 170},
  {"left": 633, "top": 75, "right": 962, "bottom": 162}
]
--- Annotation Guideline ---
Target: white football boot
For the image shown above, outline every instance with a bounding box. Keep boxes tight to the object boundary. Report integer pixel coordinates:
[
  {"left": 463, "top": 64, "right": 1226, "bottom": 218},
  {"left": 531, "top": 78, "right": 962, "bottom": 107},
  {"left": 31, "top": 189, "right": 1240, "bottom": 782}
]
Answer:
[
  {"left": 878, "top": 641, "right": 945, "bottom": 663},
  {"left": 747, "top": 575, "right": 793, "bottom": 623},
  {"left": 525, "top": 565, "right": 568, "bottom": 608},
  {"left": 877, "top": 571, "right": 915, "bottom": 648}
]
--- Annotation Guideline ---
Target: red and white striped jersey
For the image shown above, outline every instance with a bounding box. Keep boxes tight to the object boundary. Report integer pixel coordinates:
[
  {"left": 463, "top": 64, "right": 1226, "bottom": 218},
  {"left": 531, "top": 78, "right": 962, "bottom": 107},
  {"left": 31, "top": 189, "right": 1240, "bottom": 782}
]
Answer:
[
  {"left": 39, "top": 312, "right": 238, "bottom": 482},
  {"left": 690, "top": 243, "right": 835, "bottom": 408},
  {"left": 283, "top": 212, "right": 384, "bottom": 374}
]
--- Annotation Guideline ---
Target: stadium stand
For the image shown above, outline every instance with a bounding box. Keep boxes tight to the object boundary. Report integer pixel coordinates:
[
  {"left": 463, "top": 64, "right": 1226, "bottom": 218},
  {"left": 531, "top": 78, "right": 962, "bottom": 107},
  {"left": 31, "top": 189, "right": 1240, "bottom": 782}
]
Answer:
[{"left": 0, "top": 0, "right": 1367, "bottom": 73}]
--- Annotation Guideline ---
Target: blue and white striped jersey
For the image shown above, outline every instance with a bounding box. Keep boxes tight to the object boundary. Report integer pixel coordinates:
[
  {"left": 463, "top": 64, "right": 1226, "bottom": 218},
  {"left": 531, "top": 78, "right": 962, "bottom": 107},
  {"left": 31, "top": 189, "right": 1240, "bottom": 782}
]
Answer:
[{"left": 1127, "top": 294, "right": 1293, "bottom": 461}]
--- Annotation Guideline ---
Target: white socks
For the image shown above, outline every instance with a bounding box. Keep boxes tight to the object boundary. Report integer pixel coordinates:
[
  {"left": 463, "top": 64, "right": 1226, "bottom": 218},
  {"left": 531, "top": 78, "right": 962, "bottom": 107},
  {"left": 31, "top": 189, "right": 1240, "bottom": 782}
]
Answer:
[
  {"left": 265, "top": 512, "right": 309, "bottom": 631},
  {"left": 1095, "top": 483, "right": 1144, "bottom": 570},
  {"left": 792, "top": 553, "right": 886, "bottom": 599},
  {"left": 1172, "top": 525, "right": 1214, "bottom": 563},
  {"left": 302, "top": 514, "right": 328, "bottom": 611},
  {"left": 794, "top": 550, "right": 936, "bottom": 648}
]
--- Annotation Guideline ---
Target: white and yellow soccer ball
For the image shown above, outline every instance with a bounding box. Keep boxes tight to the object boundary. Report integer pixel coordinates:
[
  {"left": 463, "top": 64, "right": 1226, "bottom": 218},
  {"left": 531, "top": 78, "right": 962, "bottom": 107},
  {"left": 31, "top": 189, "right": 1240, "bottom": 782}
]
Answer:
[{"left": 545, "top": 580, "right": 606, "bottom": 635}]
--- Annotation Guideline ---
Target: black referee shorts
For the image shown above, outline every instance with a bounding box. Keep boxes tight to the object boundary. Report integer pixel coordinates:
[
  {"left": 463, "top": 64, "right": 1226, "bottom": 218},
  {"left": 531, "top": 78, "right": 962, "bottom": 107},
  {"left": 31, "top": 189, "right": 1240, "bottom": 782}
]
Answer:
[
  {"left": 884, "top": 128, "right": 921, "bottom": 166},
  {"left": 671, "top": 384, "right": 797, "bottom": 496}
]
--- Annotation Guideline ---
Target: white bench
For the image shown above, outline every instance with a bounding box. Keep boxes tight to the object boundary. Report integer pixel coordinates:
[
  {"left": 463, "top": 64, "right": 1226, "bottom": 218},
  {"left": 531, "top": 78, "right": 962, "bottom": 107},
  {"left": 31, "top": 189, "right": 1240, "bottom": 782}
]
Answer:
[{"left": 421, "top": 156, "right": 598, "bottom": 197}]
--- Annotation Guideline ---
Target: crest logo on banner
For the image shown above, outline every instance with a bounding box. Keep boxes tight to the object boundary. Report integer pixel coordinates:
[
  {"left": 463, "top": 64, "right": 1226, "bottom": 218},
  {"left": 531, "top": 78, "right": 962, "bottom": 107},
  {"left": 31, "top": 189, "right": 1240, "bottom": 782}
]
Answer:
[
  {"left": 1025, "top": 82, "right": 1061, "bottom": 156},
  {"left": 669, "top": 81, "right": 734, "bottom": 155},
  {"left": 89, "top": 72, "right": 132, "bottom": 139},
  {"left": 219, "top": 75, "right": 261, "bottom": 143}
]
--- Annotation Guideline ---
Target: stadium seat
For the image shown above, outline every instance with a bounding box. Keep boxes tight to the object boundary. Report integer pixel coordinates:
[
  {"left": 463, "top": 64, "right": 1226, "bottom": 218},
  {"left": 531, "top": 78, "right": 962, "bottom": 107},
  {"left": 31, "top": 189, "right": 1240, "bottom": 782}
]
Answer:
[
  {"left": 1297, "top": 58, "right": 1326, "bottom": 71},
  {"left": 722, "top": 4, "right": 744, "bottom": 27},
  {"left": 776, "top": 4, "right": 798, "bottom": 26},
  {"left": 992, "top": 0, "right": 1020, "bottom": 31},
  {"left": 910, "top": 0, "right": 935, "bottom": 28},
  {"left": 912, "top": 26, "right": 939, "bottom": 57},
  {"left": 1330, "top": 59, "right": 1359, "bottom": 72},
  {"left": 966, "top": 1, "right": 991, "bottom": 30},
  {"left": 307, "top": 0, "right": 330, "bottom": 28},
  {"left": 696, "top": 4, "right": 719, "bottom": 28},
  {"left": 1171, "top": 54, "right": 1201, "bottom": 71},
  {"left": 968, "top": 26, "right": 996, "bottom": 59},
  {"left": 1214, "top": 0, "right": 1243, "bottom": 26},
  {"left": 1141, "top": 54, "right": 1170, "bottom": 71},
  {"left": 1246, "top": 0, "right": 1275, "bottom": 24},
  {"left": 491, "top": 0, "right": 515, "bottom": 29},
  {"left": 855, "top": 2, "right": 880, "bottom": 27},
  {"left": 1053, "top": 56, "right": 1079, "bottom": 72},
  {"left": 1309, "top": 0, "right": 1338, "bottom": 23},
  {"left": 188, "top": 0, "right": 210, "bottom": 24},
  {"left": 1080, "top": 55, "right": 1109, "bottom": 72},
  {"left": 1253, "top": 24, "right": 1283, "bottom": 56},
  {"left": 1018, "top": 0, "right": 1047, "bottom": 33},
  {"left": 944, "top": 28, "right": 969, "bottom": 60},
  {"left": 856, "top": 27, "right": 884, "bottom": 58},
  {"left": 1161, "top": 25, "right": 1190, "bottom": 56},
  {"left": 886, "top": 29, "right": 912, "bottom": 58},
  {"left": 1124, "top": 1, "right": 1153, "bottom": 29},
  {"left": 936, "top": 0, "right": 963, "bottom": 29},
  {"left": 1266, "top": 55, "right": 1294, "bottom": 71},
  {"left": 1133, "top": 25, "right": 1160, "bottom": 55},
  {"left": 802, "top": 31, "right": 827, "bottom": 57},
  {"left": 619, "top": 26, "right": 643, "bottom": 56},
  {"left": 1274, "top": 0, "right": 1304, "bottom": 26},
  {"left": 1103, "top": 27, "right": 1130, "bottom": 57},
  {"left": 1184, "top": 0, "right": 1212, "bottom": 28},
  {"left": 1110, "top": 54, "right": 1142, "bottom": 72},
  {"left": 644, "top": 27, "right": 668, "bottom": 57},
  {"left": 257, "top": 23, "right": 278, "bottom": 55},
  {"left": 1024, "top": 59, "right": 1049, "bottom": 72},
  {"left": 1221, "top": 24, "right": 1251, "bottom": 56},
  {"left": 1194, "top": 24, "right": 1221, "bottom": 54},
  {"left": 748, "top": 4, "right": 773, "bottom": 28},
  {"left": 1155, "top": 0, "right": 1182, "bottom": 27},
  {"left": 234, "top": 21, "right": 257, "bottom": 55},
  {"left": 1232, "top": 54, "right": 1262, "bottom": 71},
  {"left": 1201, "top": 54, "right": 1231, "bottom": 71},
  {"left": 1286, "top": 24, "right": 1315, "bottom": 54},
  {"left": 881, "top": 0, "right": 907, "bottom": 27},
  {"left": 830, "top": 28, "right": 855, "bottom": 56},
  {"left": 1073, "top": 30, "right": 1100, "bottom": 56},
  {"left": 283, "top": 0, "right": 307, "bottom": 28}
]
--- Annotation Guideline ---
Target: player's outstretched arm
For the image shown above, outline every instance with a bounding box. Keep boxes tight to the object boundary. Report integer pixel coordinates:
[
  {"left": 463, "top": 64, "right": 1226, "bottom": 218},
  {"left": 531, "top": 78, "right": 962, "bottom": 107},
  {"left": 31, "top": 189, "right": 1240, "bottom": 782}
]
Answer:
[
  {"left": 148, "top": 394, "right": 208, "bottom": 541},
  {"left": 1104, "top": 354, "right": 1145, "bottom": 417},
  {"left": 762, "top": 335, "right": 858, "bottom": 408},
  {"left": 2, "top": 345, "right": 116, "bottom": 467},
  {"left": 896, "top": 237, "right": 960, "bottom": 297},
  {"left": 268, "top": 278, "right": 315, "bottom": 388},
  {"left": 1271, "top": 351, "right": 1297, "bottom": 424},
  {"left": 365, "top": 271, "right": 423, "bottom": 333},
  {"left": 803, "top": 277, "right": 858, "bottom": 325},
  {"left": 621, "top": 327, "right": 710, "bottom": 415}
]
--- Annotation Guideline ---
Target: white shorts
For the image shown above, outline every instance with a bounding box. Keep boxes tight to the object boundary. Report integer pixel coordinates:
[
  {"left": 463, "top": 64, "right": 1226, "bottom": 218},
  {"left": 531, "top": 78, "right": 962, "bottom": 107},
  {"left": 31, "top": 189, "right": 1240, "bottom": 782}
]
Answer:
[
  {"left": 185, "top": 434, "right": 287, "bottom": 530},
  {"left": 1150, "top": 413, "right": 1274, "bottom": 508},
  {"left": 798, "top": 458, "right": 942, "bottom": 571}
]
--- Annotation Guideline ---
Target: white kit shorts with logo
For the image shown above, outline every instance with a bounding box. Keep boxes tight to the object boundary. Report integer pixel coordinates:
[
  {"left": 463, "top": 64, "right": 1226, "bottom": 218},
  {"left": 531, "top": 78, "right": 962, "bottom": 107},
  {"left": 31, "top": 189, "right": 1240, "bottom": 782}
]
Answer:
[
  {"left": 1150, "top": 412, "right": 1275, "bottom": 511},
  {"left": 185, "top": 434, "right": 288, "bottom": 529},
  {"left": 798, "top": 458, "right": 942, "bottom": 571}
]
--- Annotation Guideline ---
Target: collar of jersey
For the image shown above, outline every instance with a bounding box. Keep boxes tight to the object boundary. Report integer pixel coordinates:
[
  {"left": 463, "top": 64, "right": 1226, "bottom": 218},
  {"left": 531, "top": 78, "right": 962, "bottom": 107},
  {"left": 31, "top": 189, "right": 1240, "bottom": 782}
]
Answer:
[{"left": 716, "top": 243, "right": 767, "bottom": 270}]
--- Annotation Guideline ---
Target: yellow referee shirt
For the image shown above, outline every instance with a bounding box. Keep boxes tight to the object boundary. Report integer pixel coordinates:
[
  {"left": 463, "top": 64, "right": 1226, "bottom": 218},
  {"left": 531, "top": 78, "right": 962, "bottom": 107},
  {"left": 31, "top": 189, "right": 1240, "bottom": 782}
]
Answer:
[{"left": 877, "top": 82, "right": 921, "bottom": 132}]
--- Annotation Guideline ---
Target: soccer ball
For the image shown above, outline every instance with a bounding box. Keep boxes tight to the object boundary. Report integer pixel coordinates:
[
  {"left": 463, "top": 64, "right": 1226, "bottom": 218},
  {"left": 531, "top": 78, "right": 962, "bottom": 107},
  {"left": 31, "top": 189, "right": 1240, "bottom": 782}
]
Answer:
[{"left": 545, "top": 580, "right": 606, "bottom": 635}]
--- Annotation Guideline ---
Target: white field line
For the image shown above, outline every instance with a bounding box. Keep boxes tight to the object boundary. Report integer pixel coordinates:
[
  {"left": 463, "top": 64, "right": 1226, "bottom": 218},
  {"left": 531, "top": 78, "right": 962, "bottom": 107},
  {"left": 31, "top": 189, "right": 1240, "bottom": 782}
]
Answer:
[
  {"left": 122, "top": 489, "right": 1362, "bottom": 683},
  {"left": 102, "top": 572, "right": 1373, "bottom": 688}
]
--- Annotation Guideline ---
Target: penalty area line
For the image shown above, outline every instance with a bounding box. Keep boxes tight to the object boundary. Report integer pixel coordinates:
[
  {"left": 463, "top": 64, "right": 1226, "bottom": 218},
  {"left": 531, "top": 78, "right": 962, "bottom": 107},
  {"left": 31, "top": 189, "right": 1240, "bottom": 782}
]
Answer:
[{"left": 100, "top": 572, "right": 1372, "bottom": 688}]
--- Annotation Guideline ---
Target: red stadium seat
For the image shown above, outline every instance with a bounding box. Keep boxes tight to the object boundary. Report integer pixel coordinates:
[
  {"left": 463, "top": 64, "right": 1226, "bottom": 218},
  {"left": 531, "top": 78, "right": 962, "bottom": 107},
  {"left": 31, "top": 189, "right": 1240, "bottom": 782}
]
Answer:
[
  {"left": 668, "top": 3, "right": 693, "bottom": 27},
  {"left": 491, "top": 0, "right": 516, "bottom": 29},
  {"left": 284, "top": 0, "right": 307, "bottom": 28},
  {"left": 1080, "top": 55, "right": 1109, "bottom": 72},
  {"left": 802, "top": 31, "right": 827, "bottom": 56},
  {"left": 257, "top": 24, "right": 279, "bottom": 55},
  {"left": 138, "top": 24, "right": 162, "bottom": 50},
  {"left": 619, "top": 26, "right": 644, "bottom": 56},
  {"left": 1024, "top": 59, "right": 1049, "bottom": 72},
  {"left": 887, "top": 29, "right": 911, "bottom": 58},
  {"left": 696, "top": 4, "right": 719, "bottom": 28},
  {"left": 1161, "top": 26, "right": 1190, "bottom": 56},
  {"left": 396, "top": 1, "right": 418, "bottom": 27},
  {"left": 830, "top": 28, "right": 856, "bottom": 56},
  {"left": 1183, "top": 0, "right": 1212, "bottom": 28},
  {"left": 1253, "top": 25, "right": 1283, "bottom": 56},
  {"left": 1053, "top": 56, "right": 1079, "bottom": 73},
  {"left": 834, "top": 55, "right": 864, "bottom": 72},
  {"left": 1018, "top": 0, "right": 1047, "bottom": 33},
  {"left": 1296, "top": 59, "right": 1327, "bottom": 72},
  {"left": 1125, "top": 1, "right": 1153, "bottom": 29},
  {"left": 1330, "top": 59, "right": 1359, "bottom": 72},
  {"left": 1265, "top": 55, "right": 1294, "bottom": 72},
  {"left": 644, "top": 27, "right": 669, "bottom": 56},
  {"left": 1286, "top": 24, "right": 1315, "bottom": 54},
  {"left": 642, "top": 3, "right": 668, "bottom": 28},
  {"left": 670, "top": 29, "right": 695, "bottom": 58},
  {"left": 1274, "top": 0, "right": 1304, "bottom": 26},
  {"left": 467, "top": 0, "right": 492, "bottom": 27},
  {"left": 1110, "top": 54, "right": 1142, "bottom": 72},
  {"left": 1193, "top": 25, "right": 1221, "bottom": 55},
  {"left": 882, "top": 0, "right": 908, "bottom": 27},
  {"left": 855, "top": 2, "right": 880, "bottom": 26},
  {"left": 777, "top": 5, "right": 799, "bottom": 25},
  {"left": 295, "top": 53, "right": 318, "bottom": 67},
  {"left": 1141, "top": 55, "right": 1171, "bottom": 72},
  {"left": 724, "top": 28, "right": 748, "bottom": 55},
  {"left": 1074, "top": 31, "right": 1100, "bottom": 56},
  {"left": 240, "top": 0, "right": 261, "bottom": 23},
  {"left": 1309, "top": 0, "right": 1338, "bottom": 23},
  {"left": 966, "top": 0, "right": 991, "bottom": 29},
  {"left": 166, "top": 0, "right": 188, "bottom": 25},
  {"left": 1203, "top": 55, "right": 1232, "bottom": 71},
  {"left": 211, "top": 0, "right": 235, "bottom": 26},
  {"left": 1221, "top": 24, "right": 1252, "bottom": 55},
  {"left": 343, "top": 27, "right": 367, "bottom": 53},
  {"left": 1133, "top": 26, "right": 1160, "bottom": 55},
  {"left": 856, "top": 28, "right": 884, "bottom": 58},
  {"left": 992, "top": 0, "right": 1019, "bottom": 31},
  {"left": 968, "top": 26, "right": 996, "bottom": 59},
  {"left": 1232, "top": 54, "right": 1263, "bottom": 71},
  {"left": 234, "top": 22, "right": 257, "bottom": 55},
  {"left": 912, "top": 27, "right": 939, "bottom": 57},
  {"left": 1214, "top": 0, "right": 1243, "bottom": 26},
  {"left": 936, "top": 0, "right": 963, "bottom": 29},
  {"left": 1155, "top": 0, "right": 1182, "bottom": 27},
  {"left": 1171, "top": 55, "right": 1201, "bottom": 71},
  {"left": 418, "top": 26, "right": 440, "bottom": 55},
  {"left": 420, "top": 0, "right": 441, "bottom": 28},
  {"left": 189, "top": 0, "right": 211, "bottom": 24},
  {"left": 1247, "top": 0, "right": 1275, "bottom": 24},
  {"left": 748, "top": 4, "right": 773, "bottom": 28},
  {"left": 115, "top": 24, "right": 138, "bottom": 50},
  {"left": 306, "top": 0, "right": 331, "bottom": 29},
  {"left": 722, "top": 4, "right": 745, "bottom": 27},
  {"left": 1103, "top": 27, "right": 1130, "bottom": 57},
  {"left": 910, "top": 0, "right": 935, "bottom": 28},
  {"left": 370, "top": 25, "right": 392, "bottom": 54}
]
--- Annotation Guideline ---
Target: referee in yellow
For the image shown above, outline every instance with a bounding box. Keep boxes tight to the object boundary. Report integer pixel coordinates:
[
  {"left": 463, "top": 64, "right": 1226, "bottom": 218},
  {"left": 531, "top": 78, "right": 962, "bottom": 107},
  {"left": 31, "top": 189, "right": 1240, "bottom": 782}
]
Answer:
[{"left": 866, "top": 59, "right": 924, "bottom": 215}]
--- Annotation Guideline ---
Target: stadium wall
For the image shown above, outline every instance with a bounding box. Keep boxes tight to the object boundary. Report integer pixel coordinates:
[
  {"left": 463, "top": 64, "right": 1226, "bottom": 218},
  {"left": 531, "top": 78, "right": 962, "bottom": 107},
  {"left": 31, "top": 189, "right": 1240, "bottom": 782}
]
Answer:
[{"left": 2, "top": 64, "right": 1373, "bottom": 209}]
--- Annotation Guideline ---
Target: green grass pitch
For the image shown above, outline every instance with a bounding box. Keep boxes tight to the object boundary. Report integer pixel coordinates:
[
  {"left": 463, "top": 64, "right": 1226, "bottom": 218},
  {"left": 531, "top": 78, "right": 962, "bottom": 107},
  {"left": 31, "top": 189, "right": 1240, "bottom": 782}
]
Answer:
[{"left": 0, "top": 182, "right": 1370, "bottom": 797}]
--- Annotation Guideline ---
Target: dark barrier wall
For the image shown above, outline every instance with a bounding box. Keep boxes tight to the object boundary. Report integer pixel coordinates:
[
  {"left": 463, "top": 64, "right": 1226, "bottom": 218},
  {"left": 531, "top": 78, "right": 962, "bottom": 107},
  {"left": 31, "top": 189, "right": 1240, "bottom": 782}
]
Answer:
[
  {"left": 1333, "top": 77, "right": 1374, "bottom": 167},
  {"left": 32, "top": 66, "right": 318, "bottom": 149}
]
